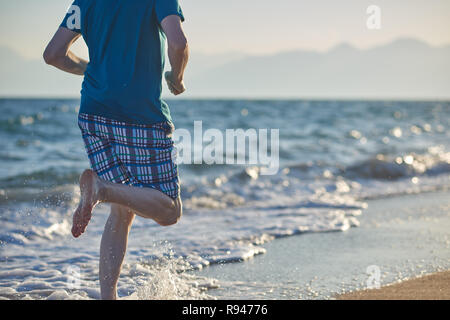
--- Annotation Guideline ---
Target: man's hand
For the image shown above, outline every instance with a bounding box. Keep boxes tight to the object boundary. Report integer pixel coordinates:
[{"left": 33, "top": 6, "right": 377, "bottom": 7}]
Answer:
[
  {"left": 161, "top": 15, "right": 189, "bottom": 95},
  {"left": 165, "top": 71, "right": 186, "bottom": 95}
]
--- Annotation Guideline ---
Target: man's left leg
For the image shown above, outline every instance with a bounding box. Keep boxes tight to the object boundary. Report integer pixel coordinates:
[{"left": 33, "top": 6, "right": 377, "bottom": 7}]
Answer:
[{"left": 99, "top": 203, "right": 135, "bottom": 300}]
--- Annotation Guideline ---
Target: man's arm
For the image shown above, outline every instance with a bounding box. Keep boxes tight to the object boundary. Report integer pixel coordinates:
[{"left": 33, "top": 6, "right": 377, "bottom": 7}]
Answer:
[
  {"left": 161, "top": 15, "right": 189, "bottom": 95},
  {"left": 43, "top": 27, "right": 88, "bottom": 76}
]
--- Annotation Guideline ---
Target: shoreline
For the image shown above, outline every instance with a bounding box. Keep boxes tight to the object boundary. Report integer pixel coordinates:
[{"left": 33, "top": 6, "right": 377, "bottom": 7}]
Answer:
[
  {"left": 194, "top": 190, "right": 450, "bottom": 299},
  {"left": 337, "top": 270, "right": 450, "bottom": 300}
]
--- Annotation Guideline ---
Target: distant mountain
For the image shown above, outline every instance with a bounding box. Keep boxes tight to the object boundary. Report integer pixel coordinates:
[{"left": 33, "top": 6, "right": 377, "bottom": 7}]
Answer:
[
  {"left": 1, "top": 38, "right": 449, "bottom": 99},
  {"left": 186, "top": 38, "right": 450, "bottom": 99},
  {"left": 0, "top": 46, "right": 83, "bottom": 97},
  {"left": 186, "top": 51, "right": 246, "bottom": 78}
]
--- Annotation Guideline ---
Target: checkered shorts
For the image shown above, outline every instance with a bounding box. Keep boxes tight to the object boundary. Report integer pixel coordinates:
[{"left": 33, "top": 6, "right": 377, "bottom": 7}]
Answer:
[{"left": 77, "top": 112, "right": 180, "bottom": 199}]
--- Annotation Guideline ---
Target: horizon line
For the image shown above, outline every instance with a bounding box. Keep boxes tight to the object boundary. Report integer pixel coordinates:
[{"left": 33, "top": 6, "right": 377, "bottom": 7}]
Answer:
[{"left": 1, "top": 95, "right": 449, "bottom": 103}]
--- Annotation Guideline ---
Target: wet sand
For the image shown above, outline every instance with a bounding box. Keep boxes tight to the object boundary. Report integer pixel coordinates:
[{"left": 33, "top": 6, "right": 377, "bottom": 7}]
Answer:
[
  {"left": 338, "top": 271, "right": 450, "bottom": 300},
  {"left": 194, "top": 191, "right": 450, "bottom": 299}
]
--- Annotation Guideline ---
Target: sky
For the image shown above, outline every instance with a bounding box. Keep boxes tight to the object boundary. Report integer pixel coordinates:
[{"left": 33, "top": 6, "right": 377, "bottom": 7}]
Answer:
[{"left": 0, "top": 0, "right": 450, "bottom": 60}]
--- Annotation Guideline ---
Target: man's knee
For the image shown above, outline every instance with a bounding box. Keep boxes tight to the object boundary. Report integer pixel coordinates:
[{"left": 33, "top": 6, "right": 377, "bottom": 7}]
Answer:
[
  {"left": 110, "top": 204, "right": 135, "bottom": 229},
  {"left": 158, "top": 198, "right": 182, "bottom": 226}
]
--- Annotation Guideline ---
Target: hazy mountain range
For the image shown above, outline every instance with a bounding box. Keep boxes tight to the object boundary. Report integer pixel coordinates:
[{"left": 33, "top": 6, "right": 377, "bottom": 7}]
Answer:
[{"left": 1, "top": 38, "right": 449, "bottom": 99}]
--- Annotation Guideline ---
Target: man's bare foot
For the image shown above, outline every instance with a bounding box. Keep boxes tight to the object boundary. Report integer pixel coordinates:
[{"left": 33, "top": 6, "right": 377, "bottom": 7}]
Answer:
[{"left": 72, "top": 169, "right": 102, "bottom": 238}]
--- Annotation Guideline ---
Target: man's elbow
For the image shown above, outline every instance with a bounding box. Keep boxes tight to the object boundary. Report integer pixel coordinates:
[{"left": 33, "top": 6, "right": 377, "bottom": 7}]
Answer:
[
  {"left": 43, "top": 47, "right": 59, "bottom": 66},
  {"left": 169, "top": 37, "right": 188, "bottom": 52}
]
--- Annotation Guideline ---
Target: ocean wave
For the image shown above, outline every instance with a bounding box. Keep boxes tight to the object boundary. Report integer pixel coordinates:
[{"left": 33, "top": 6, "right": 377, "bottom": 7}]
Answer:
[
  {"left": 0, "top": 184, "right": 77, "bottom": 206},
  {"left": 344, "top": 150, "right": 450, "bottom": 180},
  {"left": 0, "top": 168, "right": 80, "bottom": 190},
  {"left": 181, "top": 148, "right": 450, "bottom": 211}
]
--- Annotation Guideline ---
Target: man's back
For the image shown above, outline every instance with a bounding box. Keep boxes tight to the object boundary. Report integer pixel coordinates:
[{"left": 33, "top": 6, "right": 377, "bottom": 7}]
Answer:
[{"left": 61, "top": 0, "right": 185, "bottom": 125}]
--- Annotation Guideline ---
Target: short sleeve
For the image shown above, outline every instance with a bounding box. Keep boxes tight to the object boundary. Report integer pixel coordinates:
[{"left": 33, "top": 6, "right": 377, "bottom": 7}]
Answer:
[
  {"left": 60, "top": 1, "right": 82, "bottom": 33},
  {"left": 155, "top": 0, "right": 185, "bottom": 24}
]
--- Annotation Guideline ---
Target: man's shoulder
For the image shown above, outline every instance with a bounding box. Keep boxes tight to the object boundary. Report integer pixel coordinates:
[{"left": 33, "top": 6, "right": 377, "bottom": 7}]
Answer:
[
  {"left": 74, "top": 0, "right": 97, "bottom": 9},
  {"left": 76, "top": 0, "right": 157, "bottom": 9},
  {"left": 70, "top": 0, "right": 87, "bottom": 10}
]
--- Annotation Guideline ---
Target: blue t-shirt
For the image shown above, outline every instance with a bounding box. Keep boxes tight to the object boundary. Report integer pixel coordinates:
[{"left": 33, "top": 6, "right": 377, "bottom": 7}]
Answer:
[{"left": 60, "top": 0, "right": 184, "bottom": 125}]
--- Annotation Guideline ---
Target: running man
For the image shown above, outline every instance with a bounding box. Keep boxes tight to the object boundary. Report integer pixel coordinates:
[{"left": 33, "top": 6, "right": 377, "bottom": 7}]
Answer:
[{"left": 43, "top": 0, "right": 189, "bottom": 299}]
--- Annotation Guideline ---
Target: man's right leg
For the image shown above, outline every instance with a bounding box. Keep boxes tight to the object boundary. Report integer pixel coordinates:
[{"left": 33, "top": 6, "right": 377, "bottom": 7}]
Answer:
[
  {"left": 99, "top": 203, "right": 135, "bottom": 300},
  {"left": 72, "top": 169, "right": 182, "bottom": 237}
]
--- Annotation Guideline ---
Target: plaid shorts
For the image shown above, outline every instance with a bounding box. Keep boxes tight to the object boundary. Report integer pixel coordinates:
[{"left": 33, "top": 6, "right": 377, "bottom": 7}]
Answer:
[{"left": 77, "top": 112, "right": 180, "bottom": 199}]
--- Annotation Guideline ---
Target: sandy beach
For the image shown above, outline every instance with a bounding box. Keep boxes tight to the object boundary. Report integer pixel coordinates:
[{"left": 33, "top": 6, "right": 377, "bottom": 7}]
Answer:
[{"left": 338, "top": 271, "right": 450, "bottom": 300}]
